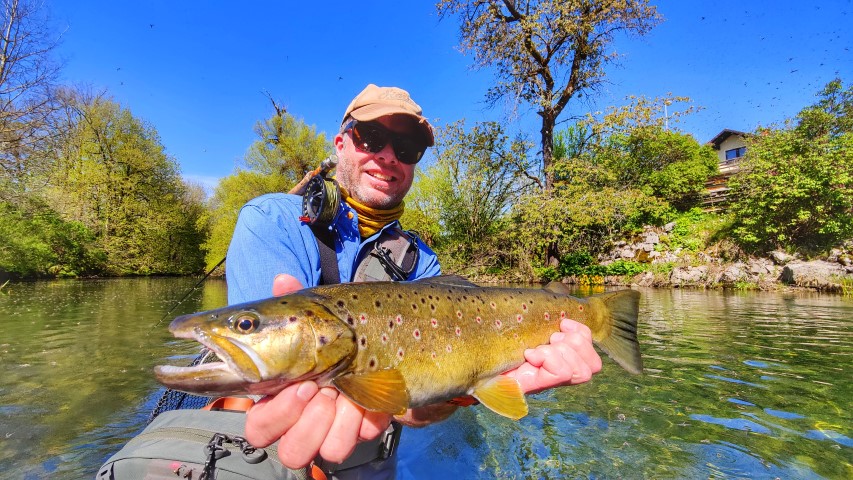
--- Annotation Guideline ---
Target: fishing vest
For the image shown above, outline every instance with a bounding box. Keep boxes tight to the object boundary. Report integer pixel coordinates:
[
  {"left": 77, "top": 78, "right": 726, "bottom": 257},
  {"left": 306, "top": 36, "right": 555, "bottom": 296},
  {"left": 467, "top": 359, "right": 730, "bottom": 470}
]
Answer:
[{"left": 310, "top": 220, "right": 420, "bottom": 286}]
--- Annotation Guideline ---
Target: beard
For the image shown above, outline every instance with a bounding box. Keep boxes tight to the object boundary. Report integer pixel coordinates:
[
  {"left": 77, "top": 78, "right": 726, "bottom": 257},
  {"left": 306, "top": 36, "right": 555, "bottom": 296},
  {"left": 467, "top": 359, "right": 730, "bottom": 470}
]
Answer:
[{"left": 335, "top": 160, "right": 408, "bottom": 210}]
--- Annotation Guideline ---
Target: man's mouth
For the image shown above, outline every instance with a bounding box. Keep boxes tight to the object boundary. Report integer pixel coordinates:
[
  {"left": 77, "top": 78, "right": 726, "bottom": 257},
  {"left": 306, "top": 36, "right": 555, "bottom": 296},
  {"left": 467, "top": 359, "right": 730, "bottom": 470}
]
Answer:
[{"left": 367, "top": 171, "right": 395, "bottom": 182}]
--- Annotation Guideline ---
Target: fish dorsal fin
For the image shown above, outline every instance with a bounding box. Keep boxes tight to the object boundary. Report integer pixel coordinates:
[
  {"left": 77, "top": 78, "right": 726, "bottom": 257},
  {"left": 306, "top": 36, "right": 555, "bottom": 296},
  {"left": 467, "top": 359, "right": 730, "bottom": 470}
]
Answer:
[
  {"left": 332, "top": 368, "right": 410, "bottom": 415},
  {"left": 543, "top": 281, "right": 572, "bottom": 295},
  {"left": 471, "top": 375, "right": 529, "bottom": 420},
  {"left": 411, "top": 275, "right": 478, "bottom": 288}
]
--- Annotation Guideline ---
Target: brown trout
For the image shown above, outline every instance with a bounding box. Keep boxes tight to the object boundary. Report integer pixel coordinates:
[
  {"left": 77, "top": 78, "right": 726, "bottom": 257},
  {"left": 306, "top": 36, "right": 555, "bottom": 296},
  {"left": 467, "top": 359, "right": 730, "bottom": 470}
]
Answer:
[{"left": 155, "top": 276, "right": 641, "bottom": 419}]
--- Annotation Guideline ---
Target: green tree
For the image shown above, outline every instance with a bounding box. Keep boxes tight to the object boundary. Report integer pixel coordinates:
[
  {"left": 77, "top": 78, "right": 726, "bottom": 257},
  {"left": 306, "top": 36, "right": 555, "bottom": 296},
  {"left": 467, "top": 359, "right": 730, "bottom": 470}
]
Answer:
[
  {"left": 437, "top": 0, "right": 661, "bottom": 190},
  {"left": 243, "top": 94, "right": 330, "bottom": 183},
  {"left": 402, "top": 120, "right": 537, "bottom": 274},
  {"left": 203, "top": 102, "right": 332, "bottom": 269},
  {"left": 46, "top": 92, "right": 206, "bottom": 274},
  {"left": 729, "top": 79, "right": 853, "bottom": 253}
]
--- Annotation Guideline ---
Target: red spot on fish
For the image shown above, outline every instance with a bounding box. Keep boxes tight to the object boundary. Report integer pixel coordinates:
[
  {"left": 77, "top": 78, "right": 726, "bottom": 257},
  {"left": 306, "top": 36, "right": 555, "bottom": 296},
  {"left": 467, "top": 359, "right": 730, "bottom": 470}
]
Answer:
[
  {"left": 455, "top": 326, "right": 462, "bottom": 336},
  {"left": 490, "top": 302, "right": 497, "bottom": 309},
  {"left": 495, "top": 320, "right": 503, "bottom": 329},
  {"left": 476, "top": 316, "right": 483, "bottom": 324},
  {"left": 413, "top": 329, "right": 421, "bottom": 340},
  {"left": 381, "top": 333, "right": 389, "bottom": 344},
  {"left": 396, "top": 315, "right": 403, "bottom": 325},
  {"left": 430, "top": 318, "right": 438, "bottom": 328},
  {"left": 456, "top": 310, "right": 463, "bottom": 319},
  {"left": 560, "top": 311, "right": 566, "bottom": 319},
  {"left": 359, "top": 314, "right": 368, "bottom": 324},
  {"left": 516, "top": 314, "right": 523, "bottom": 323},
  {"left": 446, "top": 345, "right": 452, "bottom": 353},
  {"left": 431, "top": 352, "right": 437, "bottom": 359},
  {"left": 577, "top": 305, "right": 584, "bottom": 312},
  {"left": 397, "top": 347, "right": 405, "bottom": 360},
  {"left": 544, "top": 312, "right": 550, "bottom": 320},
  {"left": 522, "top": 303, "right": 528, "bottom": 312}
]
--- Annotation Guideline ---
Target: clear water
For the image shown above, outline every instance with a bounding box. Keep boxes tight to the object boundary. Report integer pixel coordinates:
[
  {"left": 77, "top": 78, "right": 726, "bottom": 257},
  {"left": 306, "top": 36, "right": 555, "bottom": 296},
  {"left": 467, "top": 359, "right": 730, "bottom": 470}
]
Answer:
[{"left": 0, "top": 280, "right": 850, "bottom": 479}]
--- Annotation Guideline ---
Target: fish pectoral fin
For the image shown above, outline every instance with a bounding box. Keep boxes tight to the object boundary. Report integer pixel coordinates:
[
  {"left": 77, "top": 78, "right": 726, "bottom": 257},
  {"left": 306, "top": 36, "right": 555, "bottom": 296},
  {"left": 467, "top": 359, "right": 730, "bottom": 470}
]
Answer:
[
  {"left": 471, "top": 376, "right": 528, "bottom": 420},
  {"left": 333, "top": 369, "right": 410, "bottom": 415}
]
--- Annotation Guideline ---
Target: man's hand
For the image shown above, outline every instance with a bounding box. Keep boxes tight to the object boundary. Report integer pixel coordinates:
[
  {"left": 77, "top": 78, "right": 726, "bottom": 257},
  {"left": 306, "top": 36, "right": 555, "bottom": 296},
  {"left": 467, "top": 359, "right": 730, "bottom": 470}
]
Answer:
[
  {"left": 244, "top": 382, "right": 392, "bottom": 468},
  {"left": 503, "top": 319, "right": 602, "bottom": 394}
]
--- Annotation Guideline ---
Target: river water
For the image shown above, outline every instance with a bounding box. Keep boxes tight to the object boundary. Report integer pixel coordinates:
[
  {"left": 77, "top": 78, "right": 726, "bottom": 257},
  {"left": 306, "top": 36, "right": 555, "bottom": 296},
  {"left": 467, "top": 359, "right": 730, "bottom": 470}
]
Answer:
[{"left": 0, "top": 278, "right": 850, "bottom": 479}]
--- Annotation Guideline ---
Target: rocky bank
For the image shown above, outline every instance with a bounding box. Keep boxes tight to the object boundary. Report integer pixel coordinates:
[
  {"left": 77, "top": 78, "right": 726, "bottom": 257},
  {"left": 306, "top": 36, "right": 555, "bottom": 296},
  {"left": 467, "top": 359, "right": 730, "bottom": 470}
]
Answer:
[{"left": 571, "top": 224, "right": 853, "bottom": 293}]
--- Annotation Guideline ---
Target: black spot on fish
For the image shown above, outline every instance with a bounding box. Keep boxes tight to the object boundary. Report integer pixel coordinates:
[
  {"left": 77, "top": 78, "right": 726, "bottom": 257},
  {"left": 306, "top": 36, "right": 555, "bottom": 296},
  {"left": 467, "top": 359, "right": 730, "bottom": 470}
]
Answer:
[
  {"left": 388, "top": 320, "right": 395, "bottom": 330},
  {"left": 289, "top": 316, "right": 298, "bottom": 323},
  {"left": 305, "top": 310, "right": 314, "bottom": 317},
  {"left": 359, "top": 336, "right": 367, "bottom": 347},
  {"left": 398, "top": 293, "right": 403, "bottom": 299},
  {"left": 369, "top": 358, "right": 377, "bottom": 368},
  {"left": 318, "top": 335, "right": 328, "bottom": 345},
  {"left": 411, "top": 304, "right": 418, "bottom": 311},
  {"left": 346, "top": 315, "right": 355, "bottom": 326},
  {"left": 336, "top": 300, "right": 345, "bottom": 308},
  {"left": 352, "top": 294, "right": 359, "bottom": 300},
  {"left": 280, "top": 300, "right": 288, "bottom": 305},
  {"left": 430, "top": 304, "right": 436, "bottom": 311},
  {"left": 375, "top": 300, "right": 382, "bottom": 308},
  {"left": 421, "top": 298, "right": 426, "bottom": 304}
]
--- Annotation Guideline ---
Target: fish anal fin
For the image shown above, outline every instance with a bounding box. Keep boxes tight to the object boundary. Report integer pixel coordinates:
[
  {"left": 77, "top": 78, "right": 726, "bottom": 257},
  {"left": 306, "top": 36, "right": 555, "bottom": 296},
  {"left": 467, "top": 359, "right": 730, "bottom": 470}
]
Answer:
[
  {"left": 472, "top": 376, "right": 528, "bottom": 420},
  {"left": 333, "top": 369, "right": 409, "bottom": 415}
]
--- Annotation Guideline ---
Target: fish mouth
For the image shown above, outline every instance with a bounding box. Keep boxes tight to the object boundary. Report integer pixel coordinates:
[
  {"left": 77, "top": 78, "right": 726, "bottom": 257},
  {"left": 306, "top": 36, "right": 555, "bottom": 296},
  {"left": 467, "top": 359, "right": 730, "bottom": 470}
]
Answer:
[{"left": 154, "top": 327, "right": 270, "bottom": 393}]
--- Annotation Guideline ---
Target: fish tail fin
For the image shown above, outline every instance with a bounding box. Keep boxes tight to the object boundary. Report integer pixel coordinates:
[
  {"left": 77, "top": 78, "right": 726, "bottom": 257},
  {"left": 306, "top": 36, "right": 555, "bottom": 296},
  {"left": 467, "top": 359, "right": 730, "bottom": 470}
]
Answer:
[{"left": 589, "top": 289, "right": 643, "bottom": 374}]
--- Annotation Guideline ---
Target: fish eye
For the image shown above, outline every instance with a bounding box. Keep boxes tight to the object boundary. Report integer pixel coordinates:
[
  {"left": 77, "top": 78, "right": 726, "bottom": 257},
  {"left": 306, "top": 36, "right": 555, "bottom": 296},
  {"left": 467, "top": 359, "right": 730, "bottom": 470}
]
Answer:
[{"left": 230, "top": 312, "right": 260, "bottom": 334}]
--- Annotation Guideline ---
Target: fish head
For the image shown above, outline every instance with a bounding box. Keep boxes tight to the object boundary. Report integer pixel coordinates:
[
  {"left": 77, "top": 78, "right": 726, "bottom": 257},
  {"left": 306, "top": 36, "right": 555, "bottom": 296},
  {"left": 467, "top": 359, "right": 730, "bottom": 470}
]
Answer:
[{"left": 154, "top": 293, "right": 357, "bottom": 396}]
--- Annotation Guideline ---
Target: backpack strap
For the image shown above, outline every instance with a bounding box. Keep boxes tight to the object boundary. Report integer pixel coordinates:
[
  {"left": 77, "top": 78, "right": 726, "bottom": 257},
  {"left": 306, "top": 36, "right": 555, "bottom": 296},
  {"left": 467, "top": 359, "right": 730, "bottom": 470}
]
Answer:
[{"left": 310, "top": 224, "right": 340, "bottom": 285}]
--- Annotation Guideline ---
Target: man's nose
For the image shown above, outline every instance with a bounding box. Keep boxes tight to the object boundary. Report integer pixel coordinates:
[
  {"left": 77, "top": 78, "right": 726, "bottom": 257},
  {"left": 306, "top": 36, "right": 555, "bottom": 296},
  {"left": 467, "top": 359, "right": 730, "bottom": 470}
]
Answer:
[{"left": 374, "top": 142, "right": 398, "bottom": 164}]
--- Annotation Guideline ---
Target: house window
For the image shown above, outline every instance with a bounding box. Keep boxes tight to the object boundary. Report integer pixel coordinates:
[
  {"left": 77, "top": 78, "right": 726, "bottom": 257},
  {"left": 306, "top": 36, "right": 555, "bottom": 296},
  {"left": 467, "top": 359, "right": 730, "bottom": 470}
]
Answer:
[{"left": 725, "top": 147, "right": 746, "bottom": 161}]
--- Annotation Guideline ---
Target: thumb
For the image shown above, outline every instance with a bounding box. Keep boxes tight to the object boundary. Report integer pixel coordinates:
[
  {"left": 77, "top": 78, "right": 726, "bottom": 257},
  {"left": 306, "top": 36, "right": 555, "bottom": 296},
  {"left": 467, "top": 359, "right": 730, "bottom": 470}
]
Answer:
[{"left": 273, "top": 274, "right": 304, "bottom": 296}]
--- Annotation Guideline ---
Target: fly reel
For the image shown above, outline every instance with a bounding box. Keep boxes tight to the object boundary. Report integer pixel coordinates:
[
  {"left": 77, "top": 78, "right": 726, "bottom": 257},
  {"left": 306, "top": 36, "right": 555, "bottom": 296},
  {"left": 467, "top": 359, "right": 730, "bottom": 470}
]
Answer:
[{"left": 300, "top": 174, "right": 341, "bottom": 226}]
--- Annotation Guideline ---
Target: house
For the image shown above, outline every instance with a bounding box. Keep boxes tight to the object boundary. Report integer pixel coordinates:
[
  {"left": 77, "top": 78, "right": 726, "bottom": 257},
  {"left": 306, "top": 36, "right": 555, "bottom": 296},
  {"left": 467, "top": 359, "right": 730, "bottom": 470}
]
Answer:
[{"left": 702, "top": 129, "right": 749, "bottom": 211}]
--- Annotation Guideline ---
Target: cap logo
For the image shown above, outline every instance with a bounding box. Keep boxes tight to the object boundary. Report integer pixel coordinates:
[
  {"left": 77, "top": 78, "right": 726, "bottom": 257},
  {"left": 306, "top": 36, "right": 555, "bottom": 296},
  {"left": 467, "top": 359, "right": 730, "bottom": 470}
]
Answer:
[{"left": 379, "top": 90, "right": 415, "bottom": 106}]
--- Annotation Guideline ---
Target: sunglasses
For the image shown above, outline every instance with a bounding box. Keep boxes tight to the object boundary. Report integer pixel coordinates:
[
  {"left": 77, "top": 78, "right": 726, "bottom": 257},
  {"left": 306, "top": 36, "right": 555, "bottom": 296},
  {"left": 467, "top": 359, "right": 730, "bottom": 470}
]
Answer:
[{"left": 343, "top": 120, "right": 427, "bottom": 165}]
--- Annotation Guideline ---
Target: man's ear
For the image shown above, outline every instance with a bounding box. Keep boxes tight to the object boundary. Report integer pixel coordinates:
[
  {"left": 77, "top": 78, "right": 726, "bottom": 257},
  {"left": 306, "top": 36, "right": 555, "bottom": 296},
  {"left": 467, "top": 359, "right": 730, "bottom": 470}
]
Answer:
[{"left": 334, "top": 132, "right": 346, "bottom": 153}]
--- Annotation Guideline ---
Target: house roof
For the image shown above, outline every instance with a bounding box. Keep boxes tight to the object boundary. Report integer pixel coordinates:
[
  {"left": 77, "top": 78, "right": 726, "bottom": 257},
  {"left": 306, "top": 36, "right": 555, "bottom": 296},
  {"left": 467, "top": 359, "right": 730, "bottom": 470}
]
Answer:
[{"left": 707, "top": 129, "right": 749, "bottom": 149}]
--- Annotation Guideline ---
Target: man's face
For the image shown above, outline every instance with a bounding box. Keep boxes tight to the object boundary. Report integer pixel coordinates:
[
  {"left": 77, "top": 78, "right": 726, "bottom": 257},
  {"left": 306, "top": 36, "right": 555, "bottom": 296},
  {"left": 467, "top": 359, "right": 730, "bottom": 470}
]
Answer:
[{"left": 334, "top": 114, "right": 421, "bottom": 209}]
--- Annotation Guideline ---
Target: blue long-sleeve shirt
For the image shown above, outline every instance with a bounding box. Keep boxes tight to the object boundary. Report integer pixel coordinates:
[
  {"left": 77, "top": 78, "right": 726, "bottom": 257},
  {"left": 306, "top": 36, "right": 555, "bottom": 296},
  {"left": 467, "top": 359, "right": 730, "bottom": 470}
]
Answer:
[{"left": 226, "top": 193, "right": 441, "bottom": 304}]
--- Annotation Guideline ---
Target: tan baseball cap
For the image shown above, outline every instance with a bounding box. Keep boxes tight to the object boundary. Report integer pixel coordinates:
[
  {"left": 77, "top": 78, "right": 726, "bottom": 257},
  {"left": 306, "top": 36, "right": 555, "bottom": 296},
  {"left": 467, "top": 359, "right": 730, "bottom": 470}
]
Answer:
[{"left": 341, "top": 84, "right": 435, "bottom": 146}]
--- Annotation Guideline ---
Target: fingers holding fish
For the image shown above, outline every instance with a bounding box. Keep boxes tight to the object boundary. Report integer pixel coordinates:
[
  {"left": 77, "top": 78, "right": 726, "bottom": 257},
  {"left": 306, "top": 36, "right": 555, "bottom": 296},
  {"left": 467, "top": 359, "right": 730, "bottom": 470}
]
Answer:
[
  {"left": 559, "top": 319, "right": 602, "bottom": 375},
  {"left": 319, "top": 393, "right": 367, "bottom": 463},
  {"left": 245, "top": 381, "right": 318, "bottom": 448},
  {"left": 274, "top": 386, "right": 339, "bottom": 468},
  {"left": 360, "top": 410, "right": 393, "bottom": 440}
]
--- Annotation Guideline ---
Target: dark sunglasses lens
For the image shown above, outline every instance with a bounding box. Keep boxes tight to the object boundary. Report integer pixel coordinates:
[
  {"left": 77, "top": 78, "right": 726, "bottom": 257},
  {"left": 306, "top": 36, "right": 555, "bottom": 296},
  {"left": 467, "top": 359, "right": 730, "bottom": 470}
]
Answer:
[
  {"left": 352, "top": 123, "right": 388, "bottom": 153},
  {"left": 391, "top": 137, "right": 424, "bottom": 164}
]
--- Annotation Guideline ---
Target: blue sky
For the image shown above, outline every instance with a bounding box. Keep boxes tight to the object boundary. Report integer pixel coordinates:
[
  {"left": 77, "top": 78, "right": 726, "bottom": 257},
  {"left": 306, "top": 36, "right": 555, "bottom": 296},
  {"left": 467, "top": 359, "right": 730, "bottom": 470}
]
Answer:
[{"left": 49, "top": 1, "right": 852, "bottom": 191}]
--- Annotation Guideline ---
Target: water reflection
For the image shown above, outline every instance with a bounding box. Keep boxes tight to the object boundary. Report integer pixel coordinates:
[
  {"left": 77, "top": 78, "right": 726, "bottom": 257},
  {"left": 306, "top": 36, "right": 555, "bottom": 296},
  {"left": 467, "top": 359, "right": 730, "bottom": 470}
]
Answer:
[{"left": 1, "top": 281, "right": 850, "bottom": 479}]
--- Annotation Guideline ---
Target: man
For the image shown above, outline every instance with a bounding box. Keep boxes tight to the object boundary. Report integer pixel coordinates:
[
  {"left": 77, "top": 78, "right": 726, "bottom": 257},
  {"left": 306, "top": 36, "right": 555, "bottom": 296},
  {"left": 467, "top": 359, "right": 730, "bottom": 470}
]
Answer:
[{"left": 225, "top": 84, "right": 602, "bottom": 478}]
